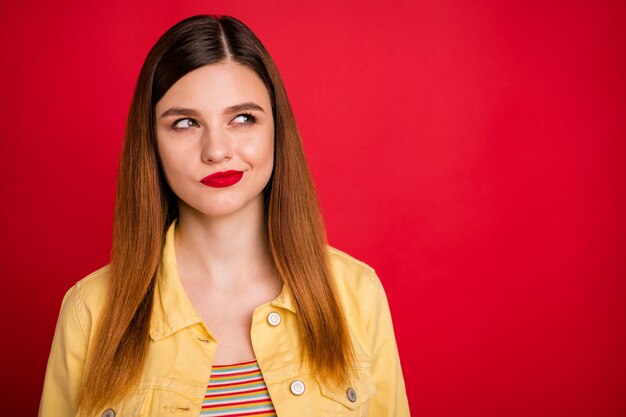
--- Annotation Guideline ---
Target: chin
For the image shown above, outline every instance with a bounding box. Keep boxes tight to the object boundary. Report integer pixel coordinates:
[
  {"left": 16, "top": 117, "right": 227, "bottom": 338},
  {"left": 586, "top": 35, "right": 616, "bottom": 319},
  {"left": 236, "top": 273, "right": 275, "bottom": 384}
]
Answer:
[{"left": 180, "top": 196, "right": 263, "bottom": 220}]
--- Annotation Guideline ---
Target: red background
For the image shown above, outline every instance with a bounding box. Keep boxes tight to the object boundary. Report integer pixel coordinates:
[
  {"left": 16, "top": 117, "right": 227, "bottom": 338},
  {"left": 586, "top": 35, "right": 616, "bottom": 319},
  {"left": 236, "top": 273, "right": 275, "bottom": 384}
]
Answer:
[{"left": 1, "top": 1, "right": 625, "bottom": 415}]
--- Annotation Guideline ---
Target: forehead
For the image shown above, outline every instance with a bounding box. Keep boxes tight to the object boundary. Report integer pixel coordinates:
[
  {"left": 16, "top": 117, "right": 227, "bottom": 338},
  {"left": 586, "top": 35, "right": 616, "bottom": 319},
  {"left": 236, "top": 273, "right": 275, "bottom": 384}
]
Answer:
[{"left": 155, "top": 61, "right": 271, "bottom": 112}]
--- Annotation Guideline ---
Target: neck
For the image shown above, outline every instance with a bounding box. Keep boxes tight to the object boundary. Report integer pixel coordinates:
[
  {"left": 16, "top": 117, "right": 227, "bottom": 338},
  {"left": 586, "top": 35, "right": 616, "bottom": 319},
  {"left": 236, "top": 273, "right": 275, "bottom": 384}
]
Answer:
[{"left": 173, "top": 196, "right": 275, "bottom": 288}]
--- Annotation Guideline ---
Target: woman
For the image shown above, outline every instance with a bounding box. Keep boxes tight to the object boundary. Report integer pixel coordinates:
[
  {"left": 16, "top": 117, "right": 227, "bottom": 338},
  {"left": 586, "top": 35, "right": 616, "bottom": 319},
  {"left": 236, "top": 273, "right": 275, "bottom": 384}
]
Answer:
[{"left": 39, "top": 15, "right": 410, "bottom": 417}]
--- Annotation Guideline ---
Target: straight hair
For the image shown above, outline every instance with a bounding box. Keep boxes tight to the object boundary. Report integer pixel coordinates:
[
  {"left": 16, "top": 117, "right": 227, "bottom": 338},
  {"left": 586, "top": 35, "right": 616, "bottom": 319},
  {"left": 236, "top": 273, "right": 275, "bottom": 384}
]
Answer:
[{"left": 78, "top": 15, "right": 354, "bottom": 414}]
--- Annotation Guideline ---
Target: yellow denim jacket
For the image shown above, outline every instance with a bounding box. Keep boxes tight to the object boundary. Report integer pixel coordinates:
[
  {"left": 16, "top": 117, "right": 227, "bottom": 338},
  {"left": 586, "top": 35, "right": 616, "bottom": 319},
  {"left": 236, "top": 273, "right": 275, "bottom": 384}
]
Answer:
[{"left": 39, "top": 222, "right": 410, "bottom": 416}]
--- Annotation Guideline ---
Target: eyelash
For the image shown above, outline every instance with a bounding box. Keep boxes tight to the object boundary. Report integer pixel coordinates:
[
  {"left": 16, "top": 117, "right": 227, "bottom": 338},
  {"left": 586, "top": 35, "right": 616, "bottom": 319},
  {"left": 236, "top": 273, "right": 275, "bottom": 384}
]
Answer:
[
  {"left": 233, "top": 113, "right": 256, "bottom": 125},
  {"left": 171, "top": 113, "right": 257, "bottom": 131},
  {"left": 172, "top": 118, "right": 199, "bottom": 130}
]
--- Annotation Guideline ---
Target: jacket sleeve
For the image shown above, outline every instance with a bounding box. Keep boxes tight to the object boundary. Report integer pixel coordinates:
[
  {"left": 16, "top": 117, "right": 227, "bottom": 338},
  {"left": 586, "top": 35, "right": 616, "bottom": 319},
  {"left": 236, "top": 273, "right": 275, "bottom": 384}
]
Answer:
[
  {"left": 39, "top": 284, "right": 88, "bottom": 417},
  {"left": 363, "top": 270, "right": 411, "bottom": 416}
]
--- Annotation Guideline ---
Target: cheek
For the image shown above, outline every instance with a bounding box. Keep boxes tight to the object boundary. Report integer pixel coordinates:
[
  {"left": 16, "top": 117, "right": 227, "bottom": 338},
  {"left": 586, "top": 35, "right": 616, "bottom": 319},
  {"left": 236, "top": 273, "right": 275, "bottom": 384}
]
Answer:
[
  {"left": 239, "top": 133, "right": 274, "bottom": 169},
  {"left": 259, "top": 144, "right": 275, "bottom": 177},
  {"left": 157, "top": 149, "right": 175, "bottom": 178},
  {"left": 157, "top": 143, "right": 188, "bottom": 185}
]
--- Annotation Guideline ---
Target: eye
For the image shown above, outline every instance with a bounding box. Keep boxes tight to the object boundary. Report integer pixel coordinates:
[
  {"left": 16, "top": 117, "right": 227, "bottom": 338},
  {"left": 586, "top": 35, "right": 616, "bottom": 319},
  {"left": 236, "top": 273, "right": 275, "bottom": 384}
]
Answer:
[
  {"left": 231, "top": 113, "right": 256, "bottom": 125},
  {"left": 172, "top": 118, "right": 198, "bottom": 130}
]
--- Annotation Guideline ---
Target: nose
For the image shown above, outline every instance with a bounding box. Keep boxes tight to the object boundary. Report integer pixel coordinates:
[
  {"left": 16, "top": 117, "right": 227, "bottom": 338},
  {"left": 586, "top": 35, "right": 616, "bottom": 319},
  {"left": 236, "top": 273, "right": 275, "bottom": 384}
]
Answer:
[{"left": 201, "top": 126, "right": 233, "bottom": 164}]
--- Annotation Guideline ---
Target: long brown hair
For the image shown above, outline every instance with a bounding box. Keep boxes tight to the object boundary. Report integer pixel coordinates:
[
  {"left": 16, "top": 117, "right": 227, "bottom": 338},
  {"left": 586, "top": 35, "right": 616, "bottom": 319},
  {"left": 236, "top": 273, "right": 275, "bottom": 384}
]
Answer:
[{"left": 79, "top": 15, "right": 354, "bottom": 414}]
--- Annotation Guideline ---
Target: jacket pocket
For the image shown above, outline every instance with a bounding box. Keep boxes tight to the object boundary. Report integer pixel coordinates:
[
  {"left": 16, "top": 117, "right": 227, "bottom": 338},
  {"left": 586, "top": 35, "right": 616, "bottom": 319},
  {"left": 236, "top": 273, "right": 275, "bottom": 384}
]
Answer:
[
  {"left": 93, "top": 389, "right": 148, "bottom": 417},
  {"left": 93, "top": 386, "right": 201, "bottom": 417},
  {"left": 319, "top": 365, "right": 377, "bottom": 416},
  {"left": 146, "top": 389, "right": 199, "bottom": 416}
]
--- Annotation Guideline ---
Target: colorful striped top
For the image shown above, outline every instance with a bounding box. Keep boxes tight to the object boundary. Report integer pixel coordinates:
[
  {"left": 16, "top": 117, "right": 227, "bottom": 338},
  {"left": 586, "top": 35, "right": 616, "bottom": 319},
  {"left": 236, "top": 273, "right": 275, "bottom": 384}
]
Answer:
[{"left": 201, "top": 360, "right": 277, "bottom": 417}]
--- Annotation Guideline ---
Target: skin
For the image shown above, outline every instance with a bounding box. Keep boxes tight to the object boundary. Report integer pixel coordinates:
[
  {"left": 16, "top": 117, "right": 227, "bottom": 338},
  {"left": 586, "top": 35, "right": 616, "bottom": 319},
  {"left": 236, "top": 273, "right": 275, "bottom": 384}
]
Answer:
[{"left": 155, "top": 61, "right": 282, "bottom": 364}]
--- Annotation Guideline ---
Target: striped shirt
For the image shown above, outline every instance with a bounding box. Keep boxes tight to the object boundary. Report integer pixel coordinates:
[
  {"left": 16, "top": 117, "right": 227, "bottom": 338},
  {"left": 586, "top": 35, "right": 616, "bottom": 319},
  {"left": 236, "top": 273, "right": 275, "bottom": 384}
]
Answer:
[{"left": 201, "top": 360, "right": 277, "bottom": 416}]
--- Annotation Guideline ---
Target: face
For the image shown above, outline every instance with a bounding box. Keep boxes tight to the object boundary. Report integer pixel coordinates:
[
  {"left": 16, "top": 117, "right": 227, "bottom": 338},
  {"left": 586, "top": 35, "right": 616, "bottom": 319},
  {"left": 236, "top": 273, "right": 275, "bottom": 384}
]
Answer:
[{"left": 155, "top": 61, "right": 274, "bottom": 220}]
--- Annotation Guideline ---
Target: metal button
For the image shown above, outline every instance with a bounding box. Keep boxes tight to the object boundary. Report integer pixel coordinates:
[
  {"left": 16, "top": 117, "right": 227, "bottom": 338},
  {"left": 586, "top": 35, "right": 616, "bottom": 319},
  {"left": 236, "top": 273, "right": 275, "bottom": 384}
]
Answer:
[
  {"left": 290, "top": 379, "right": 305, "bottom": 395},
  {"left": 346, "top": 387, "right": 357, "bottom": 402},
  {"left": 102, "top": 409, "right": 116, "bottom": 417},
  {"left": 267, "top": 311, "right": 281, "bottom": 326}
]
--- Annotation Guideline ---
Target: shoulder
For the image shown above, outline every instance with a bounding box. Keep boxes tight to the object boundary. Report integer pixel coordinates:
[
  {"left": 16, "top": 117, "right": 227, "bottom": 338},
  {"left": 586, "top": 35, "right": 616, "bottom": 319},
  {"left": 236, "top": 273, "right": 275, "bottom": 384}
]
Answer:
[
  {"left": 328, "top": 246, "right": 375, "bottom": 276},
  {"left": 326, "top": 246, "right": 386, "bottom": 315},
  {"left": 327, "top": 246, "right": 382, "bottom": 291},
  {"left": 326, "top": 247, "right": 393, "bottom": 359},
  {"left": 72, "top": 264, "right": 110, "bottom": 308},
  {"left": 59, "top": 265, "right": 111, "bottom": 338},
  {"left": 73, "top": 264, "right": 110, "bottom": 294}
]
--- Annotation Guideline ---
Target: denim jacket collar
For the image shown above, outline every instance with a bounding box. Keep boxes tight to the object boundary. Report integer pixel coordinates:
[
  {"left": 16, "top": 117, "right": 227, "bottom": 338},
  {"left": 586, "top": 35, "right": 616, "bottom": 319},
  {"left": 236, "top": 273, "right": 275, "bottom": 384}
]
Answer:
[{"left": 149, "top": 219, "right": 296, "bottom": 341}]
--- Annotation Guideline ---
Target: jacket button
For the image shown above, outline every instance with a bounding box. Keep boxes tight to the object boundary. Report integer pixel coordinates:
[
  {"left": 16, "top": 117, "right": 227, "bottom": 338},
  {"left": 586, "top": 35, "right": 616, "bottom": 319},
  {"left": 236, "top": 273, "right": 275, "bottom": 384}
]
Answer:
[
  {"left": 267, "top": 311, "right": 281, "bottom": 326},
  {"left": 102, "top": 409, "right": 116, "bottom": 417},
  {"left": 346, "top": 387, "right": 357, "bottom": 402},
  {"left": 290, "top": 379, "right": 305, "bottom": 395}
]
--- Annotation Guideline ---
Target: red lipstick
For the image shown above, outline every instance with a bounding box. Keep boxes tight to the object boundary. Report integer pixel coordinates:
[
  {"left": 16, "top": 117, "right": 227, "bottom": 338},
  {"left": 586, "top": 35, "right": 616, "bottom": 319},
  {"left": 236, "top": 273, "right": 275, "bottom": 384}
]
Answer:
[{"left": 200, "top": 170, "right": 244, "bottom": 188}]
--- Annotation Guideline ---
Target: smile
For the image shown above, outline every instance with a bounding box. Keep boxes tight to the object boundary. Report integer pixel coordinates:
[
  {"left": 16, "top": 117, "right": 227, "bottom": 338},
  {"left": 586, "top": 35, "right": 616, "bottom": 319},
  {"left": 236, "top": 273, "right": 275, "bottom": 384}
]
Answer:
[{"left": 200, "top": 170, "right": 244, "bottom": 188}]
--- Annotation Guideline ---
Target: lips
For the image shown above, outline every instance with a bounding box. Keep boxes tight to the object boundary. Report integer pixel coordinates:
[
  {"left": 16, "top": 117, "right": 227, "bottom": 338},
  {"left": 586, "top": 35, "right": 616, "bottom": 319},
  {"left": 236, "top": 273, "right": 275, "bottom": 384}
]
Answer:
[{"left": 200, "top": 170, "right": 244, "bottom": 188}]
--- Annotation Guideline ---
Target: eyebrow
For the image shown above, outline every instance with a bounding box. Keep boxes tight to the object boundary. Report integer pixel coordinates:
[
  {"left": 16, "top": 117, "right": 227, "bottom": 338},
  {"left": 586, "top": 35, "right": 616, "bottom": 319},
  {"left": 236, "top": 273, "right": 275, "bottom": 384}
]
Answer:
[
  {"left": 159, "top": 102, "right": 265, "bottom": 119},
  {"left": 224, "top": 102, "right": 265, "bottom": 114},
  {"left": 159, "top": 107, "right": 201, "bottom": 119}
]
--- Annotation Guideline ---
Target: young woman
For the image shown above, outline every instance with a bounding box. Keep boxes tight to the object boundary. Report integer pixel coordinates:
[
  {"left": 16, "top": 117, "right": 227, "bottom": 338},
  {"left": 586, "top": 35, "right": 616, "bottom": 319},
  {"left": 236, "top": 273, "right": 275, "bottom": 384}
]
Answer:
[{"left": 39, "top": 15, "right": 410, "bottom": 417}]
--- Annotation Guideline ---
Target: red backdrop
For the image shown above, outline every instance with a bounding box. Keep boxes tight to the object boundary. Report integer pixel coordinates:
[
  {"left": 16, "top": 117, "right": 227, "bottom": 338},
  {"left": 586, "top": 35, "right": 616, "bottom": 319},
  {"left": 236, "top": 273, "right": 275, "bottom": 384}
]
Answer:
[{"left": 1, "top": 1, "right": 625, "bottom": 415}]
